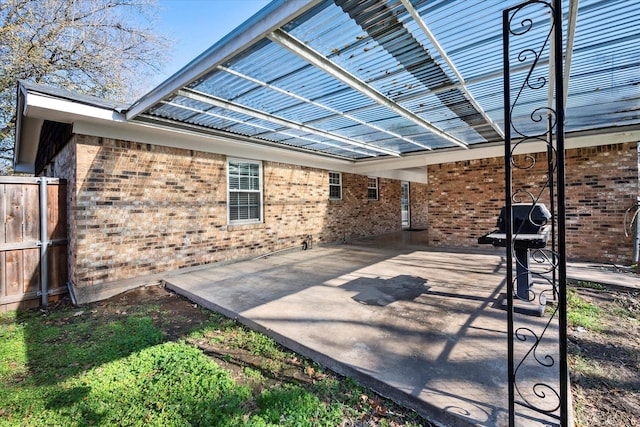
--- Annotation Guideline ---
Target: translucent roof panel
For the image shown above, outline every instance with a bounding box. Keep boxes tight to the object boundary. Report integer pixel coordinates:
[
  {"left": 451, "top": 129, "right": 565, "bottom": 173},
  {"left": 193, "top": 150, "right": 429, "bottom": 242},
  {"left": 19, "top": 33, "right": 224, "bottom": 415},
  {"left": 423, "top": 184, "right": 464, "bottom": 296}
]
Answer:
[{"left": 130, "top": 0, "right": 640, "bottom": 161}]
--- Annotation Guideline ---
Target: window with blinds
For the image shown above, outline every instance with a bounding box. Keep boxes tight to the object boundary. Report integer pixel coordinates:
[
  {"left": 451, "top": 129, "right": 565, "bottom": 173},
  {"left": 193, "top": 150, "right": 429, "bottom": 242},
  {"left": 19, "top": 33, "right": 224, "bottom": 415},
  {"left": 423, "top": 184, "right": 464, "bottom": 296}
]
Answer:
[
  {"left": 329, "top": 172, "right": 342, "bottom": 200},
  {"left": 367, "top": 177, "right": 378, "bottom": 200},
  {"left": 228, "top": 158, "right": 262, "bottom": 224}
]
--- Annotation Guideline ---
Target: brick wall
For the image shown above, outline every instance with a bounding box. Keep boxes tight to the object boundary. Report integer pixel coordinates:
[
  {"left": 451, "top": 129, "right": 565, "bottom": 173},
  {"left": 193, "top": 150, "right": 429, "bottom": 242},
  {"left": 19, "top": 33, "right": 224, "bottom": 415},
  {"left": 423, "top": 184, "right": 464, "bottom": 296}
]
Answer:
[
  {"left": 50, "top": 133, "right": 636, "bottom": 293},
  {"left": 61, "top": 136, "right": 412, "bottom": 289},
  {"left": 324, "top": 175, "right": 403, "bottom": 242},
  {"left": 46, "top": 139, "right": 77, "bottom": 287},
  {"left": 409, "top": 181, "right": 429, "bottom": 229},
  {"left": 427, "top": 142, "right": 639, "bottom": 263},
  {"left": 564, "top": 144, "right": 638, "bottom": 262}
]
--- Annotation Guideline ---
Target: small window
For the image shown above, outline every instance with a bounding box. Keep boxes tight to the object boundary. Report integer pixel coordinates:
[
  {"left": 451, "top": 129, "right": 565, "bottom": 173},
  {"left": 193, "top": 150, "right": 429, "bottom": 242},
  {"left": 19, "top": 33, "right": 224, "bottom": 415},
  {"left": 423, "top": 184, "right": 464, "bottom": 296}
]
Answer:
[
  {"left": 228, "top": 158, "right": 262, "bottom": 224},
  {"left": 367, "top": 177, "right": 378, "bottom": 200},
  {"left": 329, "top": 172, "right": 342, "bottom": 200}
]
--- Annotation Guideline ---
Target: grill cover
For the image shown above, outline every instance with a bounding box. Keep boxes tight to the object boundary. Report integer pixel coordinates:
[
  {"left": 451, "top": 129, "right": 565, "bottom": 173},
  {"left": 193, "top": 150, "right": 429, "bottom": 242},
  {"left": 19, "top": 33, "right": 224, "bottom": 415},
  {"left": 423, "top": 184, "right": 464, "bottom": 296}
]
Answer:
[{"left": 496, "top": 203, "right": 551, "bottom": 234}]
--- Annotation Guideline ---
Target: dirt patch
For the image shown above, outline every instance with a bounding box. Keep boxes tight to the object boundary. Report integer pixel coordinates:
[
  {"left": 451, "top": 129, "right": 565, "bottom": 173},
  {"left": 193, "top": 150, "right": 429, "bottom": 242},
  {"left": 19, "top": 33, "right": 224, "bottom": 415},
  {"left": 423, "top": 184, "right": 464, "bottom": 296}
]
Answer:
[{"left": 568, "top": 287, "right": 640, "bottom": 427}]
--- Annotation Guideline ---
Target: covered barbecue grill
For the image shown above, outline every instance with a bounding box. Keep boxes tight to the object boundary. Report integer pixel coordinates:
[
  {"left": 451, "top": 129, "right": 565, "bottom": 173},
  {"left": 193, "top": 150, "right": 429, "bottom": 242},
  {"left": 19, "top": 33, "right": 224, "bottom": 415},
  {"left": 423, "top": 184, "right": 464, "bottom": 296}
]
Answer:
[{"left": 478, "top": 203, "right": 552, "bottom": 303}]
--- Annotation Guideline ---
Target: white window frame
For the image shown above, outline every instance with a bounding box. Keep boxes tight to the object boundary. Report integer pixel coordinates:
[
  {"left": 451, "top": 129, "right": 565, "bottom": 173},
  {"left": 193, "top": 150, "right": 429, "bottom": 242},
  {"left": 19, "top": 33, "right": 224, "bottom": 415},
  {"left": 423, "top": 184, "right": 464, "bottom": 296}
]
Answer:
[
  {"left": 367, "top": 177, "right": 378, "bottom": 200},
  {"left": 227, "top": 158, "right": 263, "bottom": 225},
  {"left": 329, "top": 171, "right": 342, "bottom": 200}
]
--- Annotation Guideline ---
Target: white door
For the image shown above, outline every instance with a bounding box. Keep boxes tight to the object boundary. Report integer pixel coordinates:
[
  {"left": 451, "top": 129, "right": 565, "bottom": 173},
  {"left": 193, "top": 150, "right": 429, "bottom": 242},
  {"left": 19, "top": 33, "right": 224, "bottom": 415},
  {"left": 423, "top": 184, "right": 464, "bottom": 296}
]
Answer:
[{"left": 401, "top": 181, "right": 410, "bottom": 228}]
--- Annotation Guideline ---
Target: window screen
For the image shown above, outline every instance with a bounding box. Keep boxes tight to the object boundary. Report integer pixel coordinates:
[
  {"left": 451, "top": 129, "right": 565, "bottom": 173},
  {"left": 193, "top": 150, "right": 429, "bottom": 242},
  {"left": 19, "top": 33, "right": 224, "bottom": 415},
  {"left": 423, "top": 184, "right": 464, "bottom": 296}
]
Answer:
[
  {"left": 329, "top": 172, "right": 342, "bottom": 200},
  {"left": 367, "top": 177, "right": 378, "bottom": 200},
  {"left": 228, "top": 159, "right": 262, "bottom": 223}
]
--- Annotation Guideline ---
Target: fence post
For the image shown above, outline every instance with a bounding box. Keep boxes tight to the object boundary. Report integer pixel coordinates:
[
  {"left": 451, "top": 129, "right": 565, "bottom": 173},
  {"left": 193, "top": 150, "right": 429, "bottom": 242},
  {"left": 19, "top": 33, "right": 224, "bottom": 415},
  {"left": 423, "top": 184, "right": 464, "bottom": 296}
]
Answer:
[{"left": 39, "top": 177, "right": 49, "bottom": 307}]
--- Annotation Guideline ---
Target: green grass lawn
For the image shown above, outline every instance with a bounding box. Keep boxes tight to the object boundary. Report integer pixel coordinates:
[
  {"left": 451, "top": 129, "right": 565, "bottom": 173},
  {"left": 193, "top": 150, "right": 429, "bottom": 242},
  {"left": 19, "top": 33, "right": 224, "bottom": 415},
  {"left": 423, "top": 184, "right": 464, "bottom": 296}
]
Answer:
[{"left": 0, "top": 289, "right": 428, "bottom": 427}]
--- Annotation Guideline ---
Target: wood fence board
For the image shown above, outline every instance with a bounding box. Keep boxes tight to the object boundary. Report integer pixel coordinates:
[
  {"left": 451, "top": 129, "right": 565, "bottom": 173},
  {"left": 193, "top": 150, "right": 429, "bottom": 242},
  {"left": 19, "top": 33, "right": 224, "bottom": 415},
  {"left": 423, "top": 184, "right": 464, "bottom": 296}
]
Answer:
[
  {"left": 48, "top": 245, "right": 68, "bottom": 289},
  {"left": 0, "top": 252, "right": 5, "bottom": 298},
  {"left": 48, "top": 184, "right": 67, "bottom": 240},
  {"left": 0, "top": 180, "right": 68, "bottom": 309},
  {"left": 5, "top": 250, "right": 21, "bottom": 296},
  {"left": 0, "top": 184, "right": 6, "bottom": 244},
  {"left": 58, "top": 184, "right": 67, "bottom": 240},
  {"left": 23, "top": 248, "right": 40, "bottom": 294},
  {"left": 23, "top": 184, "right": 39, "bottom": 242},
  {"left": 5, "top": 185, "right": 23, "bottom": 243}
]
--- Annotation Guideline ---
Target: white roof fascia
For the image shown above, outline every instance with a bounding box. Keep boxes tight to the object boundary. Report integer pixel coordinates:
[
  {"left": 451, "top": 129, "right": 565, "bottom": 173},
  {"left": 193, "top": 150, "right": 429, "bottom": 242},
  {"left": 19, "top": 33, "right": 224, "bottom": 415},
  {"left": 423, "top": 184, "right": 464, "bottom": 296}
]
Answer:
[
  {"left": 23, "top": 91, "right": 127, "bottom": 124},
  {"left": 126, "top": 0, "right": 324, "bottom": 121},
  {"left": 18, "top": 84, "right": 359, "bottom": 173},
  {"left": 353, "top": 128, "right": 640, "bottom": 173},
  {"left": 14, "top": 87, "right": 124, "bottom": 173},
  {"left": 19, "top": 84, "right": 639, "bottom": 179},
  {"left": 13, "top": 84, "right": 31, "bottom": 172},
  {"left": 13, "top": 115, "right": 42, "bottom": 174},
  {"left": 367, "top": 167, "right": 428, "bottom": 184}
]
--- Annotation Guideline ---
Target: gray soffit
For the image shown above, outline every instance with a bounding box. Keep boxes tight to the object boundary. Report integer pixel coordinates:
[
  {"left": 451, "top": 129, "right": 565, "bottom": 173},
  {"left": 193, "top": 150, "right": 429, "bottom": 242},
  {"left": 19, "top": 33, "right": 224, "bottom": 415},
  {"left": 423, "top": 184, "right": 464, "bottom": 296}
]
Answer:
[{"left": 127, "top": 0, "right": 640, "bottom": 161}]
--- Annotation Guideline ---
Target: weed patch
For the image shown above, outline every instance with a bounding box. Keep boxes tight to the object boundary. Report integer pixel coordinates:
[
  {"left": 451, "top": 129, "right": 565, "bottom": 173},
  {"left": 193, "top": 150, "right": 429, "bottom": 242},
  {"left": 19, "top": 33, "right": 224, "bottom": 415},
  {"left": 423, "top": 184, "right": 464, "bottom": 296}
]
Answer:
[
  {"left": 0, "top": 287, "right": 431, "bottom": 426},
  {"left": 568, "top": 287, "right": 640, "bottom": 426},
  {"left": 567, "top": 290, "right": 601, "bottom": 331}
]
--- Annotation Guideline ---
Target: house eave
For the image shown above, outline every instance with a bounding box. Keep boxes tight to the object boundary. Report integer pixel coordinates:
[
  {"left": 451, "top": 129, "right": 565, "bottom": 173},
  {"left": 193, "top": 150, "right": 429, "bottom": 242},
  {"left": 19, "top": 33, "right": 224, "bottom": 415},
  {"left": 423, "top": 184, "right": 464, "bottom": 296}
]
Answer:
[{"left": 15, "top": 82, "right": 640, "bottom": 184}]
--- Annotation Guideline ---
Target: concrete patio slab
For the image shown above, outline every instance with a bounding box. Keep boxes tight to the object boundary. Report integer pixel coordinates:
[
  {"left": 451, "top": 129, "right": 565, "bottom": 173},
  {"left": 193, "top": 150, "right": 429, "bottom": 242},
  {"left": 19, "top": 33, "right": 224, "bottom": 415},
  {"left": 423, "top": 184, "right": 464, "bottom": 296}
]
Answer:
[{"left": 163, "top": 234, "right": 566, "bottom": 427}]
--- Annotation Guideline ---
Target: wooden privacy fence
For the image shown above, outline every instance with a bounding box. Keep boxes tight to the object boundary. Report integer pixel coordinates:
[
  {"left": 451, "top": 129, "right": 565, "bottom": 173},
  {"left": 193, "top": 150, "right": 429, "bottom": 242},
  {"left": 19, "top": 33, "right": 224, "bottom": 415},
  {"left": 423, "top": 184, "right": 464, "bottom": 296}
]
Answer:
[{"left": 1, "top": 177, "right": 67, "bottom": 311}]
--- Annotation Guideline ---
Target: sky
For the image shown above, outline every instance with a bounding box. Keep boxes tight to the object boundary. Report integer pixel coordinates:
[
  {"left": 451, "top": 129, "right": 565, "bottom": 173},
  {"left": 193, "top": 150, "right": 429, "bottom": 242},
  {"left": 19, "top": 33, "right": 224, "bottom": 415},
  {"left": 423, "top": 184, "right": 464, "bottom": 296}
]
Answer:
[{"left": 153, "top": 0, "right": 272, "bottom": 87}]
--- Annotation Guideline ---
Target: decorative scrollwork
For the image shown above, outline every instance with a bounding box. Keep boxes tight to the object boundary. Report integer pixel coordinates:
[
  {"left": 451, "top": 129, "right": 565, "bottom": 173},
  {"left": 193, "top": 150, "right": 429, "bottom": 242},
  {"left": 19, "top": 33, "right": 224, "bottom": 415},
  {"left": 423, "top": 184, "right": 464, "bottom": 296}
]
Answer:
[
  {"left": 513, "top": 304, "right": 562, "bottom": 416},
  {"left": 512, "top": 189, "right": 536, "bottom": 204},
  {"left": 511, "top": 151, "right": 537, "bottom": 170},
  {"left": 531, "top": 249, "right": 558, "bottom": 273},
  {"left": 503, "top": 0, "right": 567, "bottom": 425},
  {"left": 507, "top": 0, "right": 555, "bottom": 140}
]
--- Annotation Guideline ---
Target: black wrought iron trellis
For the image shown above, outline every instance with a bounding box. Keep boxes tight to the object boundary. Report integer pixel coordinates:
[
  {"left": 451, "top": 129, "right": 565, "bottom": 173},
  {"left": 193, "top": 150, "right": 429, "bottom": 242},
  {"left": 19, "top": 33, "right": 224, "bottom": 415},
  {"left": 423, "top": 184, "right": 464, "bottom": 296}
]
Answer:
[{"left": 502, "top": 0, "right": 568, "bottom": 426}]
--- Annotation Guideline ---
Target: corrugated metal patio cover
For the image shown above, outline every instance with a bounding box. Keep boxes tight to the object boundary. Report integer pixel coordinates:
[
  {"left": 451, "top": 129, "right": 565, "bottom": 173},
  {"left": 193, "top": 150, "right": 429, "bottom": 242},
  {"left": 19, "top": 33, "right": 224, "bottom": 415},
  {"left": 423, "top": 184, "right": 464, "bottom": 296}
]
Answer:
[{"left": 128, "top": 0, "right": 640, "bottom": 160}]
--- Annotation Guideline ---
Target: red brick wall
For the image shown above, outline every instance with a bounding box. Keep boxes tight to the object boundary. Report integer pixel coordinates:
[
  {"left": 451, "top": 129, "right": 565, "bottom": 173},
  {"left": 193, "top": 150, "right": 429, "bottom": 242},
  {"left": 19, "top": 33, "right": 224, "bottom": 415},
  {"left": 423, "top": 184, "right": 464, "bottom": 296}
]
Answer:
[
  {"left": 323, "top": 175, "right": 402, "bottom": 241},
  {"left": 52, "top": 133, "right": 637, "bottom": 291},
  {"left": 47, "top": 138, "right": 77, "bottom": 287},
  {"left": 62, "top": 136, "right": 412, "bottom": 288},
  {"left": 427, "top": 142, "right": 639, "bottom": 263},
  {"left": 409, "top": 181, "right": 429, "bottom": 229},
  {"left": 564, "top": 144, "right": 639, "bottom": 262}
]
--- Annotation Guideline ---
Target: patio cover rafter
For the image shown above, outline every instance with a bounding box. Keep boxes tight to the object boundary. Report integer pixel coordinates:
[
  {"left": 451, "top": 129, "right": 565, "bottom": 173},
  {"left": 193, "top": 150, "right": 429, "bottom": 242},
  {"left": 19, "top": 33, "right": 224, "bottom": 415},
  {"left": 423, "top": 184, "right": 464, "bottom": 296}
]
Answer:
[
  {"left": 217, "top": 65, "right": 433, "bottom": 151},
  {"left": 564, "top": 0, "right": 579, "bottom": 105},
  {"left": 268, "top": 28, "right": 469, "bottom": 150},
  {"left": 156, "top": 99, "right": 374, "bottom": 158},
  {"left": 110, "top": 0, "right": 640, "bottom": 166},
  {"left": 126, "top": 0, "right": 326, "bottom": 121},
  {"left": 399, "top": 0, "right": 505, "bottom": 140},
  {"left": 176, "top": 88, "right": 402, "bottom": 157}
]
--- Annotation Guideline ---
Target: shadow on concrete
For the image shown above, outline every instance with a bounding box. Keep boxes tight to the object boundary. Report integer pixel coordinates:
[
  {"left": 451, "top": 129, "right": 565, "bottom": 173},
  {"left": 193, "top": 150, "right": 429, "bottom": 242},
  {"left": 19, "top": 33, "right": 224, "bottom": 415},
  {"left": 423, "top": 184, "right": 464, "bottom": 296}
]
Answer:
[
  {"left": 341, "top": 275, "right": 429, "bottom": 306},
  {"left": 164, "top": 237, "right": 561, "bottom": 427}
]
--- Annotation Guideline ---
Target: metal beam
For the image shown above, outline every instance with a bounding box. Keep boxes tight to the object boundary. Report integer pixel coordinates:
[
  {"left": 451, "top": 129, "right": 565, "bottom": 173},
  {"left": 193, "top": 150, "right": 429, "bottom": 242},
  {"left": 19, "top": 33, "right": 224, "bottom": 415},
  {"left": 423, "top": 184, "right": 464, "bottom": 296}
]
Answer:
[
  {"left": 218, "top": 65, "right": 434, "bottom": 151},
  {"left": 268, "top": 28, "right": 469, "bottom": 149},
  {"left": 160, "top": 101, "right": 373, "bottom": 157},
  {"left": 158, "top": 100, "right": 373, "bottom": 158},
  {"left": 548, "top": 0, "right": 578, "bottom": 112},
  {"left": 177, "top": 88, "right": 401, "bottom": 156},
  {"left": 400, "top": 0, "right": 505, "bottom": 140},
  {"left": 126, "top": 0, "right": 325, "bottom": 120},
  {"left": 564, "top": 0, "right": 579, "bottom": 104}
]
